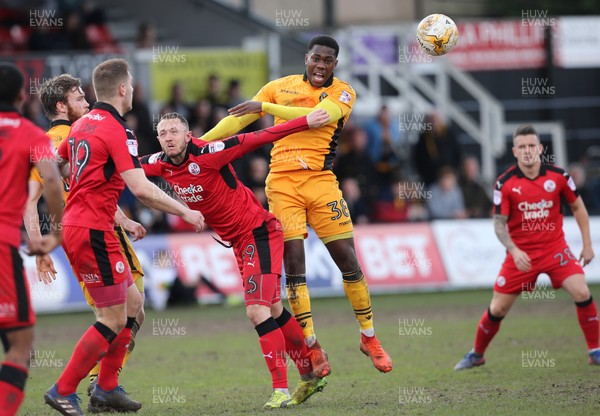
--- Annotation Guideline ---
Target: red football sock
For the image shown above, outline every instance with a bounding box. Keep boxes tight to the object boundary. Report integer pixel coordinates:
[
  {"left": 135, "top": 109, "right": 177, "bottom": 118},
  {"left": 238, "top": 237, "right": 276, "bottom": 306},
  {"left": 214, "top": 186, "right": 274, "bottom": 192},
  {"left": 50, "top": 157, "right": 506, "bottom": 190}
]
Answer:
[
  {"left": 57, "top": 322, "right": 115, "bottom": 395},
  {"left": 473, "top": 308, "right": 503, "bottom": 355},
  {"left": 576, "top": 297, "right": 599, "bottom": 350},
  {"left": 0, "top": 362, "right": 27, "bottom": 416},
  {"left": 98, "top": 318, "right": 135, "bottom": 391},
  {"left": 256, "top": 317, "right": 287, "bottom": 389},
  {"left": 275, "top": 308, "right": 312, "bottom": 376}
]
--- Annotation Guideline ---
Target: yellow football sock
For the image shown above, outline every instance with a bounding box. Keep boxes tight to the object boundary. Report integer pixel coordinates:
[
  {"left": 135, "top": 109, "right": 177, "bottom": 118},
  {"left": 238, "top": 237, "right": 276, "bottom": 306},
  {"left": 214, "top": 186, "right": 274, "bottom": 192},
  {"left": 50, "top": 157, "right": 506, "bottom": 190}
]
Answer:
[
  {"left": 343, "top": 268, "right": 374, "bottom": 332},
  {"left": 89, "top": 364, "right": 99, "bottom": 382},
  {"left": 285, "top": 274, "right": 315, "bottom": 341}
]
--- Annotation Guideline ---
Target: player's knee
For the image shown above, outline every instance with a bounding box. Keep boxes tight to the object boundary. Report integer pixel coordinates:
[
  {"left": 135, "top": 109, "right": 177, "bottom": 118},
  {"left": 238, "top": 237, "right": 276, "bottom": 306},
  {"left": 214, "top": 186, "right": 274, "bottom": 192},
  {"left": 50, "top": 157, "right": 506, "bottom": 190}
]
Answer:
[
  {"left": 489, "top": 304, "right": 509, "bottom": 318},
  {"left": 3, "top": 329, "right": 33, "bottom": 368},
  {"left": 571, "top": 286, "right": 591, "bottom": 303},
  {"left": 326, "top": 241, "right": 359, "bottom": 271},
  {"left": 113, "top": 319, "right": 127, "bottom": 334},
  {"left": 270, "top": 301, "right": 283, "bottom": 319},
  {"left": 99, "top": 315, "right": 127, "bottom": 334},
  {"left": 126, "top": 289, "right": 143, "bottom": 317},
  {"left": 246, "top": 304, "right": 270, "bottom": 326}
]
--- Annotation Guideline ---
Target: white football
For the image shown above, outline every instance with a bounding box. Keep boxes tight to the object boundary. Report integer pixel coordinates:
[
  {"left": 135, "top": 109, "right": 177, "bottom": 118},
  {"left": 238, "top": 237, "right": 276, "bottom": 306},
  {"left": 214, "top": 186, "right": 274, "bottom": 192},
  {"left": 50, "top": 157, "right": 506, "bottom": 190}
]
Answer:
[{"left": 416, "top": 14, "right": 459, "bottom": 56}]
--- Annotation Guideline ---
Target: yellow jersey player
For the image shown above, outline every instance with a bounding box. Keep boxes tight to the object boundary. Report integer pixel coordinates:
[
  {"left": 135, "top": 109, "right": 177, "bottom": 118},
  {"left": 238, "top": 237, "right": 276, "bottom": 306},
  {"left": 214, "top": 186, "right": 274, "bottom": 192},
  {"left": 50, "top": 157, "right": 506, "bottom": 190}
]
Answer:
[
  {"left": 201, "top": 35, "right": 392, "bottom": 376},
  {"left": 23, "top": 74, "right": 146, "bottom": 395}
]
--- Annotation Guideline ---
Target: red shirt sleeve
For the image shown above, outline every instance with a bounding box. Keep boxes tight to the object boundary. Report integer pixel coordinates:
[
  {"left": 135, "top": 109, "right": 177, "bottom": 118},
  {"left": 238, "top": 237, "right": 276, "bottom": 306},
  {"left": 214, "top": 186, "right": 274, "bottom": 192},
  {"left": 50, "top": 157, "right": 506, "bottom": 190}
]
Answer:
[
  {"left": 561, "top": 171, "right": 579, "bottom": 204},
  {"left": 58, "top": 135, "right": 69, "bottom": 161},
  {"left": 139, "top": 152, "right": 163, "bottom": 176},
  {"left": 493, "top": 179, "right": 511, "bottom": 217},
  {"left": 106, "top": 129, "right": 141, "bottom": 173},
  {"left": 200, "top": 115, "right": 309, "bottom": 169}
]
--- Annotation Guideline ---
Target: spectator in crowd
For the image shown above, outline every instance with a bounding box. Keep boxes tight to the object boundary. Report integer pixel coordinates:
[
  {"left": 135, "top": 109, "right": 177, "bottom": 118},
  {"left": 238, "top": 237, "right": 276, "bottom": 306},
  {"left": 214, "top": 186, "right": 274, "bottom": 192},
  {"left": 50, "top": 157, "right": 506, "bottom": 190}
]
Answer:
[
  {"left": 427, "top": 166, "right": 467, "bottom": 220},
  {"left": 459, "top": 155, "right": 492, "bottom": 218},
  {"left": 246, "top": 156, "right": 270, "bottom": 209},
  {"left": 189, "top": 99, "right": 213, "bottom": 137},
  {"left": 128, "top": 83, "right": 158, "bottom": 155},
  {"left": 22, "top": 96, "right": 48, "bottom": 129},
  {"left": 80, "top": 0, "right": 107, "bottom": 25},
  {"left": 568, "top": 163, "right": 600, "bottom": 216},
  {"left": 334, "top": 126, "right": 379, "bottom": 212},
  {"left": 363, "top": 105, "right": 403, "bottom": 198},
  {"left": 206, "top": 73, "right": 224, "bottom": 107},
  {"left": 57, "top": 10, "right": 91, "bottom": 50},
  {"left": 371, "top": 177, "right": 429, "bottom": 223},
  {"left": 340, "top": 177, "right": 369, "bottom": 224},
  {"left": 414, "top": 111, "right": 461, "bottom": 186},
  {"left": 226, "top": 79, "right": 244, "bottom": 108},
  {"left": 136, "top": 22, "right": 156, "bottom": 49},
  {"left": 28, "top": 24, "right": 57, "bottom": 51},
  {"left": 163, "top": 81, "right": 192, "bottom": 120}
]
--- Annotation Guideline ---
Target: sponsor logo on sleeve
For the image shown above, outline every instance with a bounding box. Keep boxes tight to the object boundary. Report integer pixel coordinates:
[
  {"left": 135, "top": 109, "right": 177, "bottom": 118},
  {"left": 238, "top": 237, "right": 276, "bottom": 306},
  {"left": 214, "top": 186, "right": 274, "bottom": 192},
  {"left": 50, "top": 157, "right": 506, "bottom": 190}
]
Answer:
[
  {"left": 208, "top": 142, "right": 225, "bottom": 154},
  {"left": 126, "top": 139, "right": 138, "bottom": 156},
  {"left": 339, "top": 90, "right": 352, "bottom": 104},
  {"left": 567, "top": 176, "right": 576, "bottom": 191},
  {"left": 148, "top": 153, "right": 161, "bottom": 164},
  {"left": 493, "top": 189, "right": 502, "bottom": 205}
]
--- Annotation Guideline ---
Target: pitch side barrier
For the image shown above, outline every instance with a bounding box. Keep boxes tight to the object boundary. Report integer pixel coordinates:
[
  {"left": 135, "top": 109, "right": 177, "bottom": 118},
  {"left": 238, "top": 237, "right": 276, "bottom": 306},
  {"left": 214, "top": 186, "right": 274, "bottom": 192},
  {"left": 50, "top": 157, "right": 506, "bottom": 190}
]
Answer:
[{"left": 26, "top": 218, "right": 600, "bottom": 314}]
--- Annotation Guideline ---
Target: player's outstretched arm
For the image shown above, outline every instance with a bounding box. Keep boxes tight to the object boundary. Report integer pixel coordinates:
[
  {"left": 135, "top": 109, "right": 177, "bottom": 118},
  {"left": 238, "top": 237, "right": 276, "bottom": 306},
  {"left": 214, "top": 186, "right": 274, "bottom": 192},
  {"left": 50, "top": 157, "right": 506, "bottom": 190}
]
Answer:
[
  {"left": 494, "top": 214, "right": 531, "bottom": 272},
  {"left": 209, "top": 110, "right": 330, "bottom": 166},
  {"left": 229, "top": 99, "right": 342, "bottom": 123},
  {"left": 28, "top": 158, "right": 64, "bottom": 256},
  {"left": 23, "top": 180, "right": 44, "bottom": 241},
  {"left": 200, "top": 113, "right": 262, "bottom": 142},
  {"left": 570, "top": 196, "right": 595, "bottom": 266},
  {"left": 120, "top": 168, "right": 205, "bottom": 232},
  {"left": 23, "top": 180, "right": 58, "bottom": 283}
]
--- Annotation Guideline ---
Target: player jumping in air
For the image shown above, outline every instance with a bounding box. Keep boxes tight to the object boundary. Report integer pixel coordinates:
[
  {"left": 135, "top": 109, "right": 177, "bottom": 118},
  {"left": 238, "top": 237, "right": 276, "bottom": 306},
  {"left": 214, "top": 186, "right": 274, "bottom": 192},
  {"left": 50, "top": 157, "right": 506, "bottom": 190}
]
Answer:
[
  {"left": 201, "top": 34, "right": 392, "bottom": 377},
  {"left": 454, "top": 125, "right": 596, "bottom": 370},
  {"left": 24, "top": 74, "right": 147, "bottom": 396},
  {"left": 44, "top": 59, "right": 204, "bottom": 416},
  {"left": 0, "top": 63, "right": 64, "bottom": 416},
  {"left": 140, "top": 110, "right": 330, "bottom": 409}
]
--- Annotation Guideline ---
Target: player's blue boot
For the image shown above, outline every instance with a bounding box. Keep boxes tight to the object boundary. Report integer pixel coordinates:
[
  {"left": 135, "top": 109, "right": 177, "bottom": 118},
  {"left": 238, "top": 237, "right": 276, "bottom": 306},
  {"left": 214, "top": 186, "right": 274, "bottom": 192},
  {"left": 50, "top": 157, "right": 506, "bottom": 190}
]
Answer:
[
  {"left": 454, "top": 349, "right": 485, "bottom": 370},
  {"left": 44, "top": 383, "right": 83, "bottom": 416},
  {"left": 588, "top": 349, "right": 600, "bottom": 365},
  {"left": 88, "top": 384, "right": 142, "bottom": 413}
]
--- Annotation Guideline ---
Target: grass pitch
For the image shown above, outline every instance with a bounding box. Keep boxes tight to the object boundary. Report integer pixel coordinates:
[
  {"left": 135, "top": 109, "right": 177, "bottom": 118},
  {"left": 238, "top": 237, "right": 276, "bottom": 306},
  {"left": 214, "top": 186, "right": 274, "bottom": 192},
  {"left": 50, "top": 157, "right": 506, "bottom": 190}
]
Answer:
[{"left": 18, "top": 286, "right": 600, "bottom": 415}]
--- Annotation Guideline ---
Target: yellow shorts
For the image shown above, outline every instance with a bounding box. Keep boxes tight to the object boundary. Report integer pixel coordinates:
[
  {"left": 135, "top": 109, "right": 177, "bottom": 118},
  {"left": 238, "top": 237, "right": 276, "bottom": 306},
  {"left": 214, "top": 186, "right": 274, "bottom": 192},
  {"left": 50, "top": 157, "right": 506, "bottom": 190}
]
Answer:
[
  {"left": 265, "top": 170, "right": 354, "bottom": 243},
  {"left": 80, "top": 225, "right": 145, "bottom": 307}
]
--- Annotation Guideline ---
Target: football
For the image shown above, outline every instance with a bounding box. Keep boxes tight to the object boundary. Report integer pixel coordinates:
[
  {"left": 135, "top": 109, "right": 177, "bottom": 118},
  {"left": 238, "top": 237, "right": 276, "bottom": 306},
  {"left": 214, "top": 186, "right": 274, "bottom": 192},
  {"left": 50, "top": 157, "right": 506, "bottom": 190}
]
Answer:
[{"left": 416, "top": 13, "right": 459, "bottom": 56}]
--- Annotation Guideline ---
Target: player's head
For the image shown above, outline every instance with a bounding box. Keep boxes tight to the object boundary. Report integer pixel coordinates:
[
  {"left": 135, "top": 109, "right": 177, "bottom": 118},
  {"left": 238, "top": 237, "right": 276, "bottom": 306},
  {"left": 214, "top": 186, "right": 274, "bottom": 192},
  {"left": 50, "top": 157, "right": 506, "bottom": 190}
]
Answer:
[
  {"left": 0, "top": 63, "right": 25, "bottom": 107},
  {"left": 512, "top": 125, "right": 542, "bottom": 168},
  {"left": 92, "top": 58, "right": 133, "bottom": 114},
  {"left": 156, "top": 112, "right": 192, "bottom": 163},
  {"left": 305, "top": 35, "right": 339, "bottom": 88},
  {"left": 39, "top": 74, "right": 89, "bottom": 123}
]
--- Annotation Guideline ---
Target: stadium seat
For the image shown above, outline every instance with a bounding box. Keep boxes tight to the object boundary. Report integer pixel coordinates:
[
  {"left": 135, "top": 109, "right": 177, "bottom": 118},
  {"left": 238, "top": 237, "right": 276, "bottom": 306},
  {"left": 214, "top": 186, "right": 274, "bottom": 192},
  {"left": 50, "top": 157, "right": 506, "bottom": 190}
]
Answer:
[{"left": 86, "top": 24, "right": 121, "bottom": 53}]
